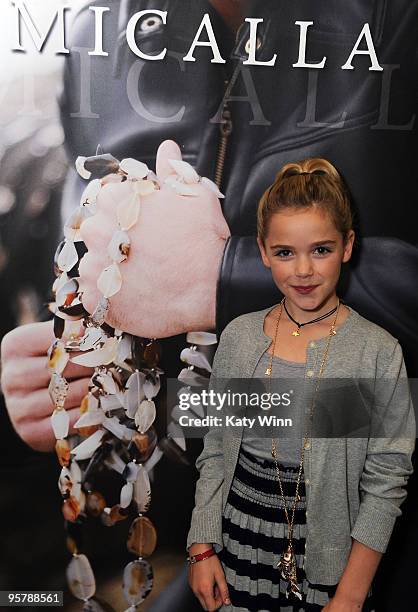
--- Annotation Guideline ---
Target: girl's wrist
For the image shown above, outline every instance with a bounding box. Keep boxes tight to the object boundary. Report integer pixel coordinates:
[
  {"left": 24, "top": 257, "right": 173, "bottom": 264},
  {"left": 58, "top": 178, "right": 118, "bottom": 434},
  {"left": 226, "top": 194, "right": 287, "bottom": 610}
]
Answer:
[
  {"left": 187, "top": 545, "right": 216, "bottom": 565},
  {"left": 188, "top": 543, "right": 214, "bottom": 554},
  {"left": 333, "top": 589, "right": 365, "bottom": 609}
]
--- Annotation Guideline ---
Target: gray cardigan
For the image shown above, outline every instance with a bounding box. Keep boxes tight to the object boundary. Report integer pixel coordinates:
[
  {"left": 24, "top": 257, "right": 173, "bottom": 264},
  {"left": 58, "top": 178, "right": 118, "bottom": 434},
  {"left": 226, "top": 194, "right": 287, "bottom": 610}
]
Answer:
[{"left": 186, "top": 304, "right": 416, "bottom": 585}]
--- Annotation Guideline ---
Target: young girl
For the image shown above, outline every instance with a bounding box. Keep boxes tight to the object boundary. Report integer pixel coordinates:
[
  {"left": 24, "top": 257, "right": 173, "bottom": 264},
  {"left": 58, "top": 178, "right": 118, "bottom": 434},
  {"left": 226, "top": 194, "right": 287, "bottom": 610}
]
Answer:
[{"left": 186, "top": 158, "right": 416, "bottom": 611}]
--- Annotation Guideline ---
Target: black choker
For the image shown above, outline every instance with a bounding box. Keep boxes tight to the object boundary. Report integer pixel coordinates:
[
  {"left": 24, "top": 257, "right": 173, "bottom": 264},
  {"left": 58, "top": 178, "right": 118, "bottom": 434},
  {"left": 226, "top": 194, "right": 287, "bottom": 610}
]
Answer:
[{"left": 283, "top": 298, "right": 340, "bottom": 337}]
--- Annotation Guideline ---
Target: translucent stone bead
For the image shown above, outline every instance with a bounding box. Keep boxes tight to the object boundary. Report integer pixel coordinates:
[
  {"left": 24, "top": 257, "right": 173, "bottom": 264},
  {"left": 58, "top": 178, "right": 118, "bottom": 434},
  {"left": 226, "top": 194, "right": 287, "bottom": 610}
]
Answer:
[
  {"left": 51, "top": 409, "right": 70, "bottom": 440},
  {"left": 177, "top": 367, "right": 208, "bottom": 386},
  {"left": 109, "top": 504, "right": 129, "bottom": 523},
  {"left": 55, "top": 439, "right": 71, "bottom": 467},
  {"left": 102, "top": 416, "right": 133, "bottom": 442},
  {"left": 79, "top": 393, "right": 99, "bottom": 419},
  {"left": 47, "top": 340, "right": 69, "bottom": 374},
  {"left": 82, "top": 599, "right": 109, "bottom": 612},
  {"left": 143, "top": 372, "right": 160, "bottom": 400},
  {"left": 49, "top": 373, "right": 69, "bottom": 409},
  {"left": 123, "top": 461, "right": 139, "bottom": 483},
  {"left": 57, "top": 239, "right": 78, "bottom": 273},
  {"left": 86, "top": 491, "right": 106, "bottom": 518},
  {"left": 120, "top": 158, "right": 149, "bottom": 180},
  {"left": 128, "top": 427, "right": 157, "bottom": 463},
  {"left": 134, "top": 400, "right": 156, "bottom": 433},
  {"left": 55, "top": 277, "right": 79, "bottom": 309},
  {"left": 125, "top": 370, "right": 146, "bottom": 418},
  {"left": 127, "top": 516, "right": 157, "bottom": 557},
  {"left": 78, "top": 327, "right": 105, "bottom": 352},
  {"left": 70, "top": 429, "right": 106, "bottom": 461},
  {"left": 168, "top": 158, "right": 200, "bottom": 183},
  {"left": 79, "top": 425, "right": 101, "bottom": 438},
  {"left": 180, "top": 347, "right": 212, "bottom": 372},
  {"left": 97, "top": 263, "right": 122, "bottom": 298},
  {"left": 164, "top": 175, "right": 199, "bottom": 196},
  {"left": 66, "top": 553, "right": 96, "bottom": 601},
  {"left": 133, "top": 466, "right": 151, "bottom": 513},
  {"left": 90, "top": 296, "right": 109, "bottom": 327},
  {"left": 74, "top": 409, "right": 104, "bottom": 429},
  {"left": 201, "top": 176, "right": 225, "bottom": 198},
  {"left": 116, "top": 193, "right": 140, "bottom": 231},
  {"left": 80, "top": 178, "right": 101, "bottom": 208},
  {"left": 92, "top": 370, "right": 118, "bottom": 395},
  {"left": 62, "top": 496, "right": 81, "bottom": 522},
  {"left": 58, "top": 466, "right": 73, "bottom": 496},
  {"left": 120, "top": 482, "right": 134, "bottom": 508},
  {"left": 71, "top": 337, "right": 119, "bottom": 367},
  {"left": 122, "top": 559, "right": 153, "bottom": 606},
  {"left": 143, "top": 341, "right": 161, "bottom": 368},
  {"left": 107, "top": 230, "right": 130, "bottom": 263},
  {"left": 64, "top": 207, "right": 91, "bottom": 242},
  {"left": 133, "top": 178, "right": 157, "bottom": 196},
  {"left": 167, "top": 421, "right": 186, "bottom": 451}
]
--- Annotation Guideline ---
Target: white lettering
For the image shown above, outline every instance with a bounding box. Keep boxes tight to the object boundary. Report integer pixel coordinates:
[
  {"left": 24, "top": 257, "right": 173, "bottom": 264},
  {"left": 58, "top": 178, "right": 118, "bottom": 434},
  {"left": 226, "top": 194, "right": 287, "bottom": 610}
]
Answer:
[
  {"left": 341, "top": 23, "right": 383, "bottom": 71},
  {"left": 293, "top": 21, "right": 326, "bottom": 69},
  {"left": 88, "top": 6, "right": 110, "bottom": 57},
  {"left": 243, "top": 18, "right": 277, "bottom": 66},
  {"left": 126, "top": 10, "right": 167, "bottom": 60},
  {"left": 183, "top": 13, "right": 226, "bottom": 64},
  {"left": 12, "top": 0, "right": 70, "bottom": 54}
]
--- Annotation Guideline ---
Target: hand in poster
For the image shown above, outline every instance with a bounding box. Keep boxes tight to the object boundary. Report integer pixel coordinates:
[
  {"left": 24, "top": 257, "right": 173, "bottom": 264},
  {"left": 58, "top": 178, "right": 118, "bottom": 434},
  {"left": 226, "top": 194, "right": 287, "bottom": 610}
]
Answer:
[
  {"left": 0, "top": 321, "right": 93, "bottom": 451},
  {"left": 79, "top": 140, "right": 231, "bottom": 338}
]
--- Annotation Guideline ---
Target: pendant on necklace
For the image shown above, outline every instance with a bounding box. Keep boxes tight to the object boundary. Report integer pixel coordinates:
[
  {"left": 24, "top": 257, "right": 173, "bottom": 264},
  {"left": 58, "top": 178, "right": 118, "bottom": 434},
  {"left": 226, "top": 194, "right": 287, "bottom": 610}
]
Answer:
[
  {"left": 276, "top": 543, "right": 303, "bottom": 600},
  {"left": 265, "top": 366, "right": 272, "bottom": 375},
  {"left": 292, "top": 329, "right": 300, "bottom": 336}
]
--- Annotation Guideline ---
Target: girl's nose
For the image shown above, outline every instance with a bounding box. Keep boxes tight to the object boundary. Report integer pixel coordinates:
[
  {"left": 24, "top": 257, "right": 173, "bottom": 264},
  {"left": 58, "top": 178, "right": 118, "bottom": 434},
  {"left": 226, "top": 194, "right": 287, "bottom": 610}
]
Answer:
[{"left": 295, "top": 256, "right": 314, "bottom": 276}]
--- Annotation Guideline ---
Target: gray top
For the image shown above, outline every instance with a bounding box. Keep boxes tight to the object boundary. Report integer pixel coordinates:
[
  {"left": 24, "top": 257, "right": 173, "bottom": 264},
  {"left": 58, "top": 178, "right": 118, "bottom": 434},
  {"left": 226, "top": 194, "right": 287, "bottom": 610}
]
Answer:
[
  {"left": 186, "top": 303, "right": 416, "bottom": 585},
  {"left": 241, "top": 351, "right": 305, "bottom": 464}
]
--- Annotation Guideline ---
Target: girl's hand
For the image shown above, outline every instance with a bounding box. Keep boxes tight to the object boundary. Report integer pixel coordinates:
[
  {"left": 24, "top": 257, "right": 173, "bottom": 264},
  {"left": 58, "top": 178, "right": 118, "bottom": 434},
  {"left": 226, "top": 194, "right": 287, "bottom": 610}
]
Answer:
[
  {"left": 79, "top": 139, "right": 231, "bottom": 339},
  {"left": 188, "top": 554, "right": 231, "bottom": 610},
  {"left": 322, "top": 595, "right": 364, "bottom": 611}
]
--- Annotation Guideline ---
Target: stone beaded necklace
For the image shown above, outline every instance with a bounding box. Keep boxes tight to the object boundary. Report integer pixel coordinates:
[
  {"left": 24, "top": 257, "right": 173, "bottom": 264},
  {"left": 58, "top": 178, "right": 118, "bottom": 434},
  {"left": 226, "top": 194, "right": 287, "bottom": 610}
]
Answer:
[{"left": 47, "top": 149, "right": 223, "bottom": 610}]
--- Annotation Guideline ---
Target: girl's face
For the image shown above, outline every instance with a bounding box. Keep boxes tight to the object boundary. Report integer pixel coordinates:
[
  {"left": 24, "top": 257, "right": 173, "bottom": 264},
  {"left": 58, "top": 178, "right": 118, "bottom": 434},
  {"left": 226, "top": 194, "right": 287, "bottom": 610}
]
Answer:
[{"left": 257, "top": 206, "right": 355, "bottom": 315}]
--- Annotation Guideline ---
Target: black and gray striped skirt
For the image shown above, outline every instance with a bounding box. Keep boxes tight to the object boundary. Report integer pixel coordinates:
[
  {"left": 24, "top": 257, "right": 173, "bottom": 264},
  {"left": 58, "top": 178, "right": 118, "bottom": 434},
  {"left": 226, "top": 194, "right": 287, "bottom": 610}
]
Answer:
[{"left": 217, "top": 446, "right": 375, "bottom": 612}]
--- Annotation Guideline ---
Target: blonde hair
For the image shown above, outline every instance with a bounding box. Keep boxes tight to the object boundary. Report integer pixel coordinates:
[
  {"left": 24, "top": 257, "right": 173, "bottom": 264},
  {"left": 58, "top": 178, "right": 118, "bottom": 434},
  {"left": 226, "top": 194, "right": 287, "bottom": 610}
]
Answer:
[{"left": 257, "top": 158, "right": 355, "bottom": 247}]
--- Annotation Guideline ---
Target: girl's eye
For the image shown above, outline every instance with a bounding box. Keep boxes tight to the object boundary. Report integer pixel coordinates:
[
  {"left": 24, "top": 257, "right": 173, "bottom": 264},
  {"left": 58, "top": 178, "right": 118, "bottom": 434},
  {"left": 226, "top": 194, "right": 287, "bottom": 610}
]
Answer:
[
  {"left": 314, "top": 246, "right": 331, "bottom": 255},
  {"left": 274, "top": 247, "right": 331, "bottom": 258}
]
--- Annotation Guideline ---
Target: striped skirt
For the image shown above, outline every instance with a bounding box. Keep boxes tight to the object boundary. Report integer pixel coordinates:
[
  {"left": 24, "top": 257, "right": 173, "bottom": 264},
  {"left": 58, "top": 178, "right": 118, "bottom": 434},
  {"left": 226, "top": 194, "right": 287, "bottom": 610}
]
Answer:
[{"left": 217, "top": 447, "right": 375, "bottom": 612}]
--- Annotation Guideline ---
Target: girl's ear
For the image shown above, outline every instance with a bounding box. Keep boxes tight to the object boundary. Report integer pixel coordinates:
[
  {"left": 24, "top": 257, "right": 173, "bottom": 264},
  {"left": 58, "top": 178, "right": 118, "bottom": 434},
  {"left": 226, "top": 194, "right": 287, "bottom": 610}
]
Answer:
[
  {"left": 257, "top": 236, "right": 271, "bottom": 268},
  {"left": 342, "top": 230, "right": 355, "bottom": 263}
]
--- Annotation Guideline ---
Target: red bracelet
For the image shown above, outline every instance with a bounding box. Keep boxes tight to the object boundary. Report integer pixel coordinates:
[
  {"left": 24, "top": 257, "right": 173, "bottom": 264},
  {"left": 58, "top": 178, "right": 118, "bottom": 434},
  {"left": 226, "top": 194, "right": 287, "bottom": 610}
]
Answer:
[{"left": 187, "top": 547, "right": 216, "bottom": 565}]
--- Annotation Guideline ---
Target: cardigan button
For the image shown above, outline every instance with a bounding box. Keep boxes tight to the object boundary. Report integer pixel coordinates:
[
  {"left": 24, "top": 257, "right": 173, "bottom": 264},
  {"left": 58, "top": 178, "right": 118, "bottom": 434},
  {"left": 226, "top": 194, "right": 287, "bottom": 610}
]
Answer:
[
  {"left": 306, "top": 370, "right": 314, "bottom": 377},
  {"left": 305, "top": 478, "right": 310, "bottom": 485},
  {"left": 309, "top": 341, "right": 315, "bottom": 348}
]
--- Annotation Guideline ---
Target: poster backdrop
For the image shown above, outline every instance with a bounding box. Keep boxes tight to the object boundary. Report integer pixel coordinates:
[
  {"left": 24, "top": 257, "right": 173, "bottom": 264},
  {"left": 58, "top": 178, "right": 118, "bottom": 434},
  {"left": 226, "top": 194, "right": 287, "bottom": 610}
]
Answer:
[{"left": 0, "top": 1, "right": 416, "bottom": 611}]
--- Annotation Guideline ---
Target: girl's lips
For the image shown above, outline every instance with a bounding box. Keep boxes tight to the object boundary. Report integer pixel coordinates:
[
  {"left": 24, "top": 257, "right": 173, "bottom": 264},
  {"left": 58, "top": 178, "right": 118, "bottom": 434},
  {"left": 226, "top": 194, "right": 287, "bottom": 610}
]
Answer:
[{"left": 292, "top": 285, "right": 318, "bottom": 293}]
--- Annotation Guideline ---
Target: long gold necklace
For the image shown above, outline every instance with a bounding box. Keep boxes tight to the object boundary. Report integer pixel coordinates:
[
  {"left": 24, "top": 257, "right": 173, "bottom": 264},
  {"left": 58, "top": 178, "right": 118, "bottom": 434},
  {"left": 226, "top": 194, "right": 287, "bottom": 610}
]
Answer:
[{"left": 265, "top": 296, "right": 342, "bottom": 600}]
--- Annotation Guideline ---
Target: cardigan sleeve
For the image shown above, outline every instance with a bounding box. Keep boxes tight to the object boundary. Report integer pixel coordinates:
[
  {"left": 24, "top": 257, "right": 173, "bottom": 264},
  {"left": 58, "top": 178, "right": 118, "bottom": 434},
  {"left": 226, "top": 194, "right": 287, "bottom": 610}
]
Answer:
[
  {"left": 350, "top": 340, "right": 416, "bottom": 552},
  {"left": 185, "top": 325, "right": 234, "bottom": 553}
]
